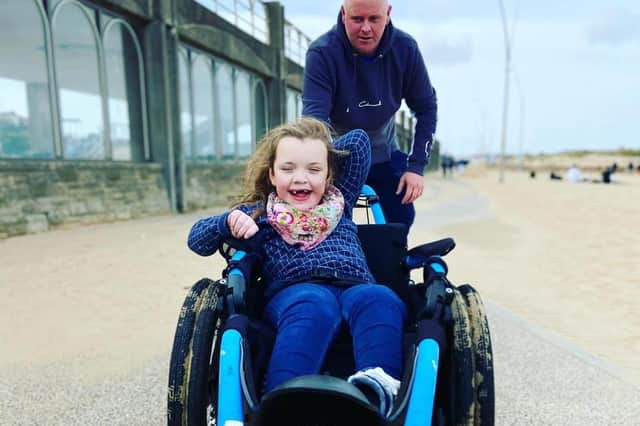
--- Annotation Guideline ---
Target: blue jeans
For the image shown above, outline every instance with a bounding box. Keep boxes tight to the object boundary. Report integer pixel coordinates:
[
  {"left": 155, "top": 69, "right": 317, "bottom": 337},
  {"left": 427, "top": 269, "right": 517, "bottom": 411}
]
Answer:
[
  {"left": 366, "top": 150, "right": 416, "bottom": 227},
  {"left": 263, "top": 282, "right": 407, "bottom": 392}
]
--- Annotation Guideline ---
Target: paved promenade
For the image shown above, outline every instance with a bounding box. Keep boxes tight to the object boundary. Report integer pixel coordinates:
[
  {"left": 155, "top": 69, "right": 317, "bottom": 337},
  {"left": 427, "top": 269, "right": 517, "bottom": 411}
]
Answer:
[{"left": 1, "top": 176, "right": 638, "bottom": 425}]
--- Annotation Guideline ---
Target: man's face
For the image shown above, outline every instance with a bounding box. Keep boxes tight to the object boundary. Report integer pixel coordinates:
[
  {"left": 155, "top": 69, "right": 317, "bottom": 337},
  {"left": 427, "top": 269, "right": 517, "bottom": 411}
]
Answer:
[{"left": 341, "top": 0, "right": 391, "bottom": 56}]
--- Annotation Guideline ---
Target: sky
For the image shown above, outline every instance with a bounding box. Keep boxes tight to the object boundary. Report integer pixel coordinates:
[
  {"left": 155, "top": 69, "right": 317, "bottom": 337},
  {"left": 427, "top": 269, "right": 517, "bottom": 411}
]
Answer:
[{"left": 278, "top": 0, "right": 640, "bottom": 157}]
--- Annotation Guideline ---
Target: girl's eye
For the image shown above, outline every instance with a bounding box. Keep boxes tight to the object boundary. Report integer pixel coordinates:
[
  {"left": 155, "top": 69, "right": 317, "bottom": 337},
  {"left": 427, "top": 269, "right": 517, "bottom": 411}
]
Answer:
[{"left": 309, "top": 168, "right": 322, "bottom": 173}]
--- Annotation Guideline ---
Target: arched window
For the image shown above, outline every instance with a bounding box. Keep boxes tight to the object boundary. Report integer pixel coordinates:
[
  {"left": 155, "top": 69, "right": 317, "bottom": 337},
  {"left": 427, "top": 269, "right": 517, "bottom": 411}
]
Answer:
[
  {"left": 52, "top": 1, "right": 104, "bottom": 159},
  {"left": 178, "top": 48, "right": 194, "bottom": 161},
  {"left": 235, "top": 69, "right": 252, "bottom": 158},
  {"left": 286, "top": 88, "right": 299, "bottom": 122},
  {"left": 192, "top": 55, "right": 215, "bottom": 160},
  {"left": 253, "top": 79, "right": 268, "bottom": 143},
  {"left": 215, "top": 62, "right": 234, "bottom": 159},
  {"left": 0, "top": 0, "right": 55, "bottom": 159},
  {"left": 103, "top": 19, "right": 147, "bottom": 161}
]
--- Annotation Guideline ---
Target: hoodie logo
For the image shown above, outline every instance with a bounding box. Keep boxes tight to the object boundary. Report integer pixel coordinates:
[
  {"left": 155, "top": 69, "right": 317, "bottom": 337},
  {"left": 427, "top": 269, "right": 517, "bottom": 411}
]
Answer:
[{"left": 358, "top": 100, "right": 382, "bottom": 108}]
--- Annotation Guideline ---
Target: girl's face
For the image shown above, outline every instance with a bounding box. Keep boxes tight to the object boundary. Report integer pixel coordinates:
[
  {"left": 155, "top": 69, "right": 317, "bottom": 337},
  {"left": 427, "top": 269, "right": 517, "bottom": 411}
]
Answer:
[{"left": 269, "top": 136, "right": 329, "bottom": 211}]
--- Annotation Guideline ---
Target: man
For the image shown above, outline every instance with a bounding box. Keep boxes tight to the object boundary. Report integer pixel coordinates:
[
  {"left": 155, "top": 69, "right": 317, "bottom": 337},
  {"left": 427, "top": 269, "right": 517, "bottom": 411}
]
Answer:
[{"left": 302, "top": 0, "right": 437, "bottom": 227}]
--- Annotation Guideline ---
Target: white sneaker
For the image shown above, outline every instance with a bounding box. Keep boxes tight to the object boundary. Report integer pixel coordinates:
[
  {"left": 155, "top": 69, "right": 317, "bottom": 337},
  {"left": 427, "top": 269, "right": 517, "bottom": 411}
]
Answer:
[{"left": 348, "top": 367, "right": 401, "bottom": 417}]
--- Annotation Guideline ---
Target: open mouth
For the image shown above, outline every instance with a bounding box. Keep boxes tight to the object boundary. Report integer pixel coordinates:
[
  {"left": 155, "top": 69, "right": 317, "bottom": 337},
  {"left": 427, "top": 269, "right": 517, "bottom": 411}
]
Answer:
[{"left": 289, "top": 189, "right": 312, "bottom": 202}]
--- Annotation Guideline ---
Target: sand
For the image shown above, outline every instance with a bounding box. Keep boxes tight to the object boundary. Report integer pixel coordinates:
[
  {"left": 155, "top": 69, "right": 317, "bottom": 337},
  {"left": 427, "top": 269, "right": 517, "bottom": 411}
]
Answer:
[
  {"left": 413, "top": 166, "right": 640, "bottom": 383},
  {"left": 0, "top": 161, "right": 638, "bottom": 391}
]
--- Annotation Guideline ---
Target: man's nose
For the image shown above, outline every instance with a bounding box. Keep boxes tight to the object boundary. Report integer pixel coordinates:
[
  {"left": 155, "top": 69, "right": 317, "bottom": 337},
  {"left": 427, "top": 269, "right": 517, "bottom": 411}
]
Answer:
[{"left": 361, "top": 21, "right": 372, "bottom": 32}]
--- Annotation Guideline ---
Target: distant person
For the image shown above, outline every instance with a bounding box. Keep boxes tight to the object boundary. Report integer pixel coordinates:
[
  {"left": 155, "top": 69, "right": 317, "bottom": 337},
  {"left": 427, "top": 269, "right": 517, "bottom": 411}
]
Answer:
[
  {"left": 601, "top": 168, "right": 612, "bottom": 184},
  {"left": 441, "top": 156, "right": 453, "bottom": 178},
  {"left": 628, "top": 162, "right": 634, "bottom": 173},
  {"left": 302, "top": 0, "right": 438, "bottom": 229},
  {"left": 529, "top": 170, "right": 536, "bottom": 179},
  {"left": 456, "top": 159, "right": 467, "bottom": 175},
  {"left": 550, "top": 171, "right": 562, "bottom": 180},
  {"left": 565, "top": 164, "right": 584, "bottom": 183}
]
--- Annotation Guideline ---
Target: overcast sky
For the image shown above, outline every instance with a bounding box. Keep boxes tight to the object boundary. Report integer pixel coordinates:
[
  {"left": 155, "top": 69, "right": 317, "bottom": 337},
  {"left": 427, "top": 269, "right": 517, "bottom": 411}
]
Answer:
[{"left": 278, "top": 0, "right": 640, "bottom": 157}]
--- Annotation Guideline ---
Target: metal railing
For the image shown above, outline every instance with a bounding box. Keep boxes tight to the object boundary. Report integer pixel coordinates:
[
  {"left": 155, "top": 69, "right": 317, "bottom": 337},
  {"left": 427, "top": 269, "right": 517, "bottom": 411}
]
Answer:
[
  {"left": 284, "top": 19, "right": 311, "bottom": 66},
  {"left": 193, "top": 1, "right": 312, "bottom": 65},
  {"left": 194, "top": 0, "right": 269, "bottom": 44}
]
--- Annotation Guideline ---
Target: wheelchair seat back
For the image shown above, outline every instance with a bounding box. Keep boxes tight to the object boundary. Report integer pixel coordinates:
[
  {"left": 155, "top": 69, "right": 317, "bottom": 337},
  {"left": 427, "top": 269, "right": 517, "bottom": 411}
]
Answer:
[{"left": 357, "top": 223, "right": 410, "bottom": 304}]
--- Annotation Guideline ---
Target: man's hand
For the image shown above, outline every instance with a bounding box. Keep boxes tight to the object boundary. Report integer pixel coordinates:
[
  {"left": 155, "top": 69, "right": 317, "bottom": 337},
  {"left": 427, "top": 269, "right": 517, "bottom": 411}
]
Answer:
[
  {"left": 227, "top": 210, "right": 259, "bottom": 239},
  {"left": 396, "top": 171, "right": 424, "bottom": 204}
]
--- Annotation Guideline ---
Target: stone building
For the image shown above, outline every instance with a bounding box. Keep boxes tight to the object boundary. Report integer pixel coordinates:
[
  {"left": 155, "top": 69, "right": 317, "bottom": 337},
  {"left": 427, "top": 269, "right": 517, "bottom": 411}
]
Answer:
[{"left": 0, "top": 0, "right": 427, "bottom": 239}]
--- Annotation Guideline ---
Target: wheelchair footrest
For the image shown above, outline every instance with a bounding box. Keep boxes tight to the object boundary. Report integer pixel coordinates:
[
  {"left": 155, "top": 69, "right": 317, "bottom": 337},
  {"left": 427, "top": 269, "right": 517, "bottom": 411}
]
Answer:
[{"left": 253, "top": 375, "right": 385, "bottom": 425}]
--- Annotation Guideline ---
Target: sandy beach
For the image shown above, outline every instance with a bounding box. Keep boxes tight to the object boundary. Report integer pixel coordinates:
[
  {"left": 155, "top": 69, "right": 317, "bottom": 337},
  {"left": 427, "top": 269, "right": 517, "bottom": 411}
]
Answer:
[
  {"left": 1, "top": 159, "right": 639, "bottom": 423},
  {"left": 414, "top": 165, "right": 640, "bottom": 383}
]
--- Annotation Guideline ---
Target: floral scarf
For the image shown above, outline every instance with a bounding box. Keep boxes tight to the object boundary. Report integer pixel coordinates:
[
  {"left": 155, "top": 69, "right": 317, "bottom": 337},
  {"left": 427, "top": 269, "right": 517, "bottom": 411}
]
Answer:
[{"left": 266, "top": 185, "right": 344, "bottom": 251}]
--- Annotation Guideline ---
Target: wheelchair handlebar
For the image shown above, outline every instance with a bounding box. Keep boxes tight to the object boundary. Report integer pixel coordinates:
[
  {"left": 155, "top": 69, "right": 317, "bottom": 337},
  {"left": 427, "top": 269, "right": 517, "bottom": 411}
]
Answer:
[
  {"left": 420, "top": 256, "right": 454, "bottom": 321},
  {"left": 226, "top": 251, "right": 248, "bottom": 314}
]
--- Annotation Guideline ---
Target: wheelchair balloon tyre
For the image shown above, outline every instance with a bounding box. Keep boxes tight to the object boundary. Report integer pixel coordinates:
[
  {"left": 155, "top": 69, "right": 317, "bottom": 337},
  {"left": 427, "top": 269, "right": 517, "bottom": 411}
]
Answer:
[
  {"left": 167, "top": 278, "right": 214, "bottom": 425},
  {"left": 459, "top": 284, "right": 495, "bottom": 426}
]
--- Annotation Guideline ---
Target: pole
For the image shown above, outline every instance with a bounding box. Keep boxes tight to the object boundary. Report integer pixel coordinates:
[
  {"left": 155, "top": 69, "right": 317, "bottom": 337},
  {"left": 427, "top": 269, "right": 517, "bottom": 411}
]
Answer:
[{"left": 497, "top": 0, "right": 511, "bottom": 183}]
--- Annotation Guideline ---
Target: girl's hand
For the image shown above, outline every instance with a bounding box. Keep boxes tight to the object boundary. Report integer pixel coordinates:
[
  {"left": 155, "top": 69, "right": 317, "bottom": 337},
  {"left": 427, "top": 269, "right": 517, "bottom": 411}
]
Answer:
[{"left": 227, "top": 210, "right": 259, "bottom": 239}]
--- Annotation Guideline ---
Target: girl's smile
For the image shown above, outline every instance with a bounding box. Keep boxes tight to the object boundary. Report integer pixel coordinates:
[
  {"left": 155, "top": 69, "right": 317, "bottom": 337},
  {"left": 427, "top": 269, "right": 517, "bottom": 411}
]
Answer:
[{"left": 269, "top": 136, "right": 329, "bottom": 211}]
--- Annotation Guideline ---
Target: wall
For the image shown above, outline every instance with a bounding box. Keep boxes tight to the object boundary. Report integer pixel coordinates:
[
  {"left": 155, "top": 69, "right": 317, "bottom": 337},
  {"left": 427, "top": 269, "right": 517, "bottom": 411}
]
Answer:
[
  {"left": 0, "top": 160, "right": 170, "bottom": 238},
  {"left": 185, "top": 162, "right": 246, "bottom": 210}
]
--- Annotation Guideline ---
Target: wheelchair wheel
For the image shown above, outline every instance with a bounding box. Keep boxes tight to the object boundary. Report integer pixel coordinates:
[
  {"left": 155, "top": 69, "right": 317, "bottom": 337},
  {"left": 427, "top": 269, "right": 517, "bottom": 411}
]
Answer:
[
  {"left": 167, "top": 278, "right": 215, "bottom": 426},
  {"left": 449, "top": 288, "right": 476, "bottom": 426},
  {"left": 459, "top": 284, "right": 495, "bottom": 426},
  {"left": 185, "top": 281, "right": 225, "bottom": 426}
]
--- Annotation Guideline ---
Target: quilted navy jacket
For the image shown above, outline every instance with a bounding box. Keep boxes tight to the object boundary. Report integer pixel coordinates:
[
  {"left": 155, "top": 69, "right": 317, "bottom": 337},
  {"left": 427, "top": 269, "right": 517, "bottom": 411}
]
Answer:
[{"left": 187, "top": 129, "right": 375, "bottom": 299}]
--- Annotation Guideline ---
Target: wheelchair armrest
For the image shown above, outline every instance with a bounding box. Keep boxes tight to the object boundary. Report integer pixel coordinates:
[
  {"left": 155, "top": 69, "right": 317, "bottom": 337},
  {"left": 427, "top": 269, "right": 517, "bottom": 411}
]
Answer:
[{"left": 406, "top": 238, "right": 456, "bottom": 269}]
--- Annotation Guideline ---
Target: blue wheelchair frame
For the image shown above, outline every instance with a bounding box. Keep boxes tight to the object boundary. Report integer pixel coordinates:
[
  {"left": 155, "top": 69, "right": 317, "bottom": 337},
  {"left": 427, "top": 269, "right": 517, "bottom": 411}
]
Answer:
[{"left": 216, "top": 185, "right": 450, "bottom": 426}]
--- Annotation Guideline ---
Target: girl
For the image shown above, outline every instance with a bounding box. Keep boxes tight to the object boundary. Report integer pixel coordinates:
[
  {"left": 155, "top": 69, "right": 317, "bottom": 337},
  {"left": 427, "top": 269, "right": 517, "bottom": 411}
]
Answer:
[{"left": 188, "top": 117, "right": 406, "bottom": 417}]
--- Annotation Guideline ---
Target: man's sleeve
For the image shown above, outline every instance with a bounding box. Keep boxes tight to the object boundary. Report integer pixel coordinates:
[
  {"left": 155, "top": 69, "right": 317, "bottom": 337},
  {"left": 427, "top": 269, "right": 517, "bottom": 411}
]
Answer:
[
  {"left": 404, "top": 45, "right": 438, "bottom": 176},
  {"left": 302, "top": 49, "right": 334, "bottom": 122}
]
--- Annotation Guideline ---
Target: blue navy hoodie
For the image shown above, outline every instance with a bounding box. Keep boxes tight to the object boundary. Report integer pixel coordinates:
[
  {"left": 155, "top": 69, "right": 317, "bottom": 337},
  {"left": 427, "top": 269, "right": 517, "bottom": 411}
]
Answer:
[{"left": 302, "top": 14, "right": 438, "bottom": 176}]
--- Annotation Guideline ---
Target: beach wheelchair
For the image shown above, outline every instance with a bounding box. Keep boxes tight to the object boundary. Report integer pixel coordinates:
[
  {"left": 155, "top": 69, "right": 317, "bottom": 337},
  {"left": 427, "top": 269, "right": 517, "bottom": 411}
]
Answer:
[{"left": 168, "top": 185, "right": 495, "bottom": 426}]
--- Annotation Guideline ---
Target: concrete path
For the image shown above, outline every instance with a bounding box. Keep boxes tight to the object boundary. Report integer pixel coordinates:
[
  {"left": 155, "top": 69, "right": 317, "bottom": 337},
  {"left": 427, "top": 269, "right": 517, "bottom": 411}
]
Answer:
[{"left": 1, "top": 177, "right": 638, "bottom": 425}]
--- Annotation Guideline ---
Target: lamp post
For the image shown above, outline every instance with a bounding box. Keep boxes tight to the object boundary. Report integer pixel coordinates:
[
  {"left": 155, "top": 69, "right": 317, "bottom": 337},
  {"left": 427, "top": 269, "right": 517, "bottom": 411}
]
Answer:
[
  {"left": 497, "top": 0, "right": 512, "bottom": 183},
  {"left": 513, "top": 69, "right": 525, "bottom": 167}
]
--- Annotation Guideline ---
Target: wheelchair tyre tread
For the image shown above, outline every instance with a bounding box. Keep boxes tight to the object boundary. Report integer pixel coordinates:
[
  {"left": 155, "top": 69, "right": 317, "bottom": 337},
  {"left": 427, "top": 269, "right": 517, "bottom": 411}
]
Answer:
[
  {"left": 450, "top": 288, "right": 476, "bottom": 426},
  {"left": 167, "top": 278, "right": 213, "bottom": 426},
  {"left": 459, "top": 284, "right": 495, "bottom": 426},
  {"left": 186, "top": 282, "right": 224, "bottom": 426}
]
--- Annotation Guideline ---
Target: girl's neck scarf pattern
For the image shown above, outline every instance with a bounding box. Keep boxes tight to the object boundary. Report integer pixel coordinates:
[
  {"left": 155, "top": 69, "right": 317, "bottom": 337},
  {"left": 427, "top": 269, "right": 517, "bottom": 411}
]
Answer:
[{"left": 267, "top": 185, "right": 345, "bottom": 251}]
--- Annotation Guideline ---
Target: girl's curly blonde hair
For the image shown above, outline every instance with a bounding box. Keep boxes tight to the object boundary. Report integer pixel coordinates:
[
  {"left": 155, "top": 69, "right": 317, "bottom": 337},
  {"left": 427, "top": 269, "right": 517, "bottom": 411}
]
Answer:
[{"left": 231, "top": 117, "right": 346, "bottom": 212}]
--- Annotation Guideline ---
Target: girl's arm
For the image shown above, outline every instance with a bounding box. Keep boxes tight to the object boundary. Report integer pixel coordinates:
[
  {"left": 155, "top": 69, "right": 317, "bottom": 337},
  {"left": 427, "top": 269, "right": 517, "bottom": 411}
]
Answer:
[
  {"left": 187, "top": 211, "right": 232, "bottom": 256},
  {"left": 187, "top": 205, "right": 256, "bottom": 256},
  {"left": 334, "top": 129, "right": 372, "bottom": 212}
]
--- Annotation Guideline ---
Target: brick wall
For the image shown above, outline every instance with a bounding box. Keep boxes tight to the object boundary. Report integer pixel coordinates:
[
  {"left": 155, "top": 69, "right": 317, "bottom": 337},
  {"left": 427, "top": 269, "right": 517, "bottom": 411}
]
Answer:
[
  {"left": 0, "top": 160, "right": 171, "bottom": 239},
  {"left": 185, "top": 162, "right": 246, "bottom": 210}
]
